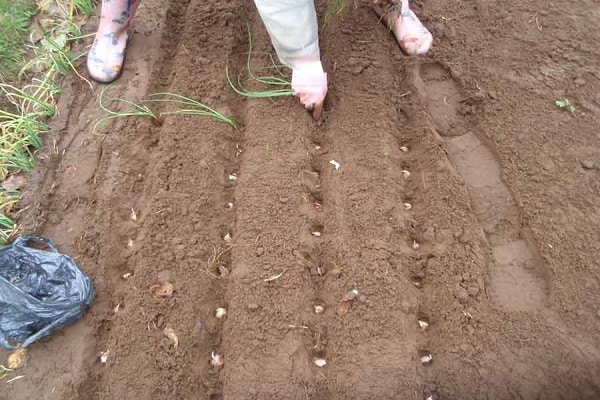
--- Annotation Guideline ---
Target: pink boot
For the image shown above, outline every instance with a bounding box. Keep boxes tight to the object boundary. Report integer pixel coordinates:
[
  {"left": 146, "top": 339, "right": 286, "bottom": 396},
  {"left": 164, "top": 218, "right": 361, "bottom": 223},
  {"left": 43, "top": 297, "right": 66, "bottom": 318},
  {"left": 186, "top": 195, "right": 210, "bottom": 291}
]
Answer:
[
  {"left": 87, "top": 0, "right": 140, "bottom": 83},
  {"left": 374, "top": 0, "right": 433, "bottom": 55}
]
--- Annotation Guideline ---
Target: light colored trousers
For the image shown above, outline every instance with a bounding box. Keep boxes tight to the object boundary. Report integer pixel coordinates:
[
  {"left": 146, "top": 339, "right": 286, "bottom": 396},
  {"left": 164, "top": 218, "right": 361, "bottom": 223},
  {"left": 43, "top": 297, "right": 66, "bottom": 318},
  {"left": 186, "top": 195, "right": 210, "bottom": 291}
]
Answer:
[{"left": 253, "top": 0, "right": 321, "bottom": 69}]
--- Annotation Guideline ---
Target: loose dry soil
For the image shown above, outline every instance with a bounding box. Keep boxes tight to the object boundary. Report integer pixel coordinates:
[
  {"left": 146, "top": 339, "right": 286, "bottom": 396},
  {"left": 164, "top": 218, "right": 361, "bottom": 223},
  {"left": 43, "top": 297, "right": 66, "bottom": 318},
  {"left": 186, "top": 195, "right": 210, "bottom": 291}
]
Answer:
[{"left": 2, "top": 0, "right": 600, "bottom": 399}]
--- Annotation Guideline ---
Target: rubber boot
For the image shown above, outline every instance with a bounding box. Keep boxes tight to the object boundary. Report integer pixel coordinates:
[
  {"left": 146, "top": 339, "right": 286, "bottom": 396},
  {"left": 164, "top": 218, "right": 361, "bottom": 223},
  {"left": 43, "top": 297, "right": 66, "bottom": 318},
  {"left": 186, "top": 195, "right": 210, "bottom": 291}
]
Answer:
[
  {"left": 375, "top": 0, "right": 433, "bottom": 55},
  {"left": 87, "top": 0, "right": 140, "bottom": 83}
]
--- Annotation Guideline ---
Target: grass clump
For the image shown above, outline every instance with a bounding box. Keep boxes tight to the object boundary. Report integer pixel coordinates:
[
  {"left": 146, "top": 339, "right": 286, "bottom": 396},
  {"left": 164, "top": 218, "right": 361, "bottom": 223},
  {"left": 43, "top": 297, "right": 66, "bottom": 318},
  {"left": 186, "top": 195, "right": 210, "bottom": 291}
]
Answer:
[
  {"left": 0, "top": 0, "right": 94, "bottom": 244},
  {"left": 0, "top": 0, "right": 36, "bottom": 80}
]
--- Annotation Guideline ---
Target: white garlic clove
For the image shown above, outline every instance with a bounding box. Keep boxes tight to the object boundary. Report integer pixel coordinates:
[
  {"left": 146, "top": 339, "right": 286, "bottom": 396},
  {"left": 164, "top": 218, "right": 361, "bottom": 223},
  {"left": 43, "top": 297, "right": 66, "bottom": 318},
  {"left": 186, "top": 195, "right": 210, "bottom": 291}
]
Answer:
[
  {"left": 98, "top": 350, "right": 110, "bottom": 364},
  {"left": 215, "top": 307, "right": 227, "bottom": 319},
  {"left": 210, "top": 352, "right": 224, "bottom": 367},
  {"left": 313, "top": 358, "right": 327, "bottom": 367},
  {"left": 329, "top": 160, "right": 341, "bottom": 170},
  {"left": 419, "top": 351, "right": 433, "bottom": 366}
]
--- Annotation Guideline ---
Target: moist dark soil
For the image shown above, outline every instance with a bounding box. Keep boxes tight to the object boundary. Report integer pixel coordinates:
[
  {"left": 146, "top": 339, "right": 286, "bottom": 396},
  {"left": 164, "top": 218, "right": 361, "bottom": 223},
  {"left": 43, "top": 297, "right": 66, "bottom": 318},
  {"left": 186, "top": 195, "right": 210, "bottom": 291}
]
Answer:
[{"left": 2, "top": 0, "right": 600, "bottom": 399}]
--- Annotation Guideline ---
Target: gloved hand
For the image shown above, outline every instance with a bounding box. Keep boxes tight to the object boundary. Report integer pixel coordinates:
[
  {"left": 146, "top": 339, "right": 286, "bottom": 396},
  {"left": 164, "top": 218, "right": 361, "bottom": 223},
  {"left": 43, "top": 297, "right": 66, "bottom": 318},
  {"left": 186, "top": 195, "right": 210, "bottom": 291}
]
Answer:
[{"left": 291, "top": 61, "right": 328, "bottom": 119}]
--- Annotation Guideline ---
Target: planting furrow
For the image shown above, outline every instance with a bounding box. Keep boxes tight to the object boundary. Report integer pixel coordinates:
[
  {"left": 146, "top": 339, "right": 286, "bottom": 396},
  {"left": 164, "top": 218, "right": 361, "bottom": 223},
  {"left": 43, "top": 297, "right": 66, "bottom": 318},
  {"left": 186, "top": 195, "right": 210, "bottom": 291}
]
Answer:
[
  {"left": 73, "top": 0, "right": 246, "bottom": 398},
  {"left": 215, "top": 11, "right": 319, "bottom": 398},
  {"left": 310, "top": 3, "right": 427, "bottom": 397}
]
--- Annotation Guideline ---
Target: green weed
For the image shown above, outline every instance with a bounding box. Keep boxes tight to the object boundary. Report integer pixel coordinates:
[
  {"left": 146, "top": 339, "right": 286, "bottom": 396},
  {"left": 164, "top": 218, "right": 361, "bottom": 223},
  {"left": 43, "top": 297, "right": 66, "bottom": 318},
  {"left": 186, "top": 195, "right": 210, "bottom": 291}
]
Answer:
[
  {"left": 324, "top": 0, "right": 360, "bottom": 25},
  {"left": 555, "top": 98, "right": 576, "bottom": 114}
]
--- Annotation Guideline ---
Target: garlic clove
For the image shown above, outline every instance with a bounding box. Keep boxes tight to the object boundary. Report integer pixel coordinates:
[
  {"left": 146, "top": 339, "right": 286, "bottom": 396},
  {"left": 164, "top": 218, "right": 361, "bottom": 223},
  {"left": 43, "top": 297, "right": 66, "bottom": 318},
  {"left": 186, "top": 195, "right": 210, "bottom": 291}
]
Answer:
[{"left": 215, "top": 307, "right": 227, "bottom": 319}]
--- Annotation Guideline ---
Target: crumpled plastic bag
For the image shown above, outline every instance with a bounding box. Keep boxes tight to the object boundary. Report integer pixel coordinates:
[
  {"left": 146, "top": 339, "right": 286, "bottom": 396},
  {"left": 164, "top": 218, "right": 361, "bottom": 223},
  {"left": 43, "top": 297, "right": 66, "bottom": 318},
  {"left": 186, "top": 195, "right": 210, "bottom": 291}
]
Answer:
[{"left": 0, "top": 236, "right": 95, "bottom": 349}]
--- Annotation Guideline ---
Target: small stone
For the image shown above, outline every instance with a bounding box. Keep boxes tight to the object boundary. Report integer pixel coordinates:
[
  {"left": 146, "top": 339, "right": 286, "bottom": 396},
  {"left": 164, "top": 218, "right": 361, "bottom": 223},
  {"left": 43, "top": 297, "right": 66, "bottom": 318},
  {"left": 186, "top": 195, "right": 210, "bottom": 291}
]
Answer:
[
  {"left": 422, "top": 226, "right": 436, "bottom": 242},
  {"left": 456, "top": 289, "right": 470, "bottom": 304},
  {"left": 581, "top": 159, "right": 596, "bottom": 170},
  {"left": 279, "top": 196, "right": 289, "bottom": 203},
  {"left": 401, "top": 301, "right": 411, "bottom": 313},
  {"left": 314, "top": 305, "right": 325, "bottom": 314},
  {"left": 248, "top": 303, "right": 259, "bottom": 310},
  {"left": 217, "top": 265, "right": 230, "bottom": 277},
  {"left": 352, "top": 66, "right": 364, "bottom": 75},
  {"left": 255, "top": 247, "right": 265, "bottom": 257},
  {"left": 329, "top": 268, "right": 342, "bottom": 278},
  {"left": 342, "top": 290, "right": 358, "bottom": 302},
  {"left": 336, "top": 300, "right": 351, "bottom": 316}
]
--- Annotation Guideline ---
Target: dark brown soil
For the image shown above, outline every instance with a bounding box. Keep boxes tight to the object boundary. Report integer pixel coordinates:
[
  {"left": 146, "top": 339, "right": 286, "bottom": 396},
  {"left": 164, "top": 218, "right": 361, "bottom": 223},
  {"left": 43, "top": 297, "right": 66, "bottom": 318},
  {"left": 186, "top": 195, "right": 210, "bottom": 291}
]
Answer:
[{"left": 2, "top": 0, "right": 600, "bottom": 399}]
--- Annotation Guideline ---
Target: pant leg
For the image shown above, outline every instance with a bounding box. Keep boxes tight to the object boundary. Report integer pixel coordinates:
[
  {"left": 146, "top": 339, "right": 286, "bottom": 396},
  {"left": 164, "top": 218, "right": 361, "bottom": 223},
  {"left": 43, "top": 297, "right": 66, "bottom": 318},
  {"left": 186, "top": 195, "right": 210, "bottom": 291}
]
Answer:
[{"left": 253, "top": 0, "right": 321, "bottom": 69}]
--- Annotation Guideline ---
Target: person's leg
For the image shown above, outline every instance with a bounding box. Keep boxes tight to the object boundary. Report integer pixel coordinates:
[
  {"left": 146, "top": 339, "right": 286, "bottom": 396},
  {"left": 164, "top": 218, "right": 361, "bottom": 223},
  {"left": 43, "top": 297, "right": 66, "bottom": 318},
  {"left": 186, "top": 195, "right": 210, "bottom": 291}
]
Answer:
[
  {"left": 254, "top": 0, "right": 328, "bottom": 119},
  {"left": 374, "top": 0, "right": 433, "bottom": 55},
  {"left": 87, "top": 0, "right": 140, "bottom": 83}
]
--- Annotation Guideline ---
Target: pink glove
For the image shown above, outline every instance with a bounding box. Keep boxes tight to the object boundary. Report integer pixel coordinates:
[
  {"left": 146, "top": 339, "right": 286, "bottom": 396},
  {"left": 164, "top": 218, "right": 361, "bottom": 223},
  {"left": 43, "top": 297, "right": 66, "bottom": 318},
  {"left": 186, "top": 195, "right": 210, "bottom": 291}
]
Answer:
[{"left": 291, "top": 62, "right": 328, "bottom": 120}]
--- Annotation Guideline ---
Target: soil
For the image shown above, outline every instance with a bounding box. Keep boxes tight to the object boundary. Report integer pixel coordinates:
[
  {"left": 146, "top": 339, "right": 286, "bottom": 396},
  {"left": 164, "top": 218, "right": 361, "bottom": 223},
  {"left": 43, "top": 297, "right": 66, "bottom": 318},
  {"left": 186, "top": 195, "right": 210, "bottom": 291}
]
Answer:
[{"left": 2, "top": 0, "right": 600, "bottom": 399}]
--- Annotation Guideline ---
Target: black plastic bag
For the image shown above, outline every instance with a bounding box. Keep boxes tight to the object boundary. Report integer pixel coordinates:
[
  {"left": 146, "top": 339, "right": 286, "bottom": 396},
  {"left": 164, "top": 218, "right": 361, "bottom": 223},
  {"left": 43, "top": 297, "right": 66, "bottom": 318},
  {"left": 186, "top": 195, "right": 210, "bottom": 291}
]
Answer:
[{"left": 0, "top": 236, "right": 95, "bottom": 349}]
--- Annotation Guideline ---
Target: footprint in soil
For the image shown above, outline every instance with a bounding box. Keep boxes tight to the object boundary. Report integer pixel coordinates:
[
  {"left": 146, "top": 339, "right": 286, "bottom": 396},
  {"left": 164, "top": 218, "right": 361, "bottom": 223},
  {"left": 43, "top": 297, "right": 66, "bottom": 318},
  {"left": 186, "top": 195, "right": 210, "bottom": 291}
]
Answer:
[{"left": 415, "top": 63, "right": 548, "bottom": 311}]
